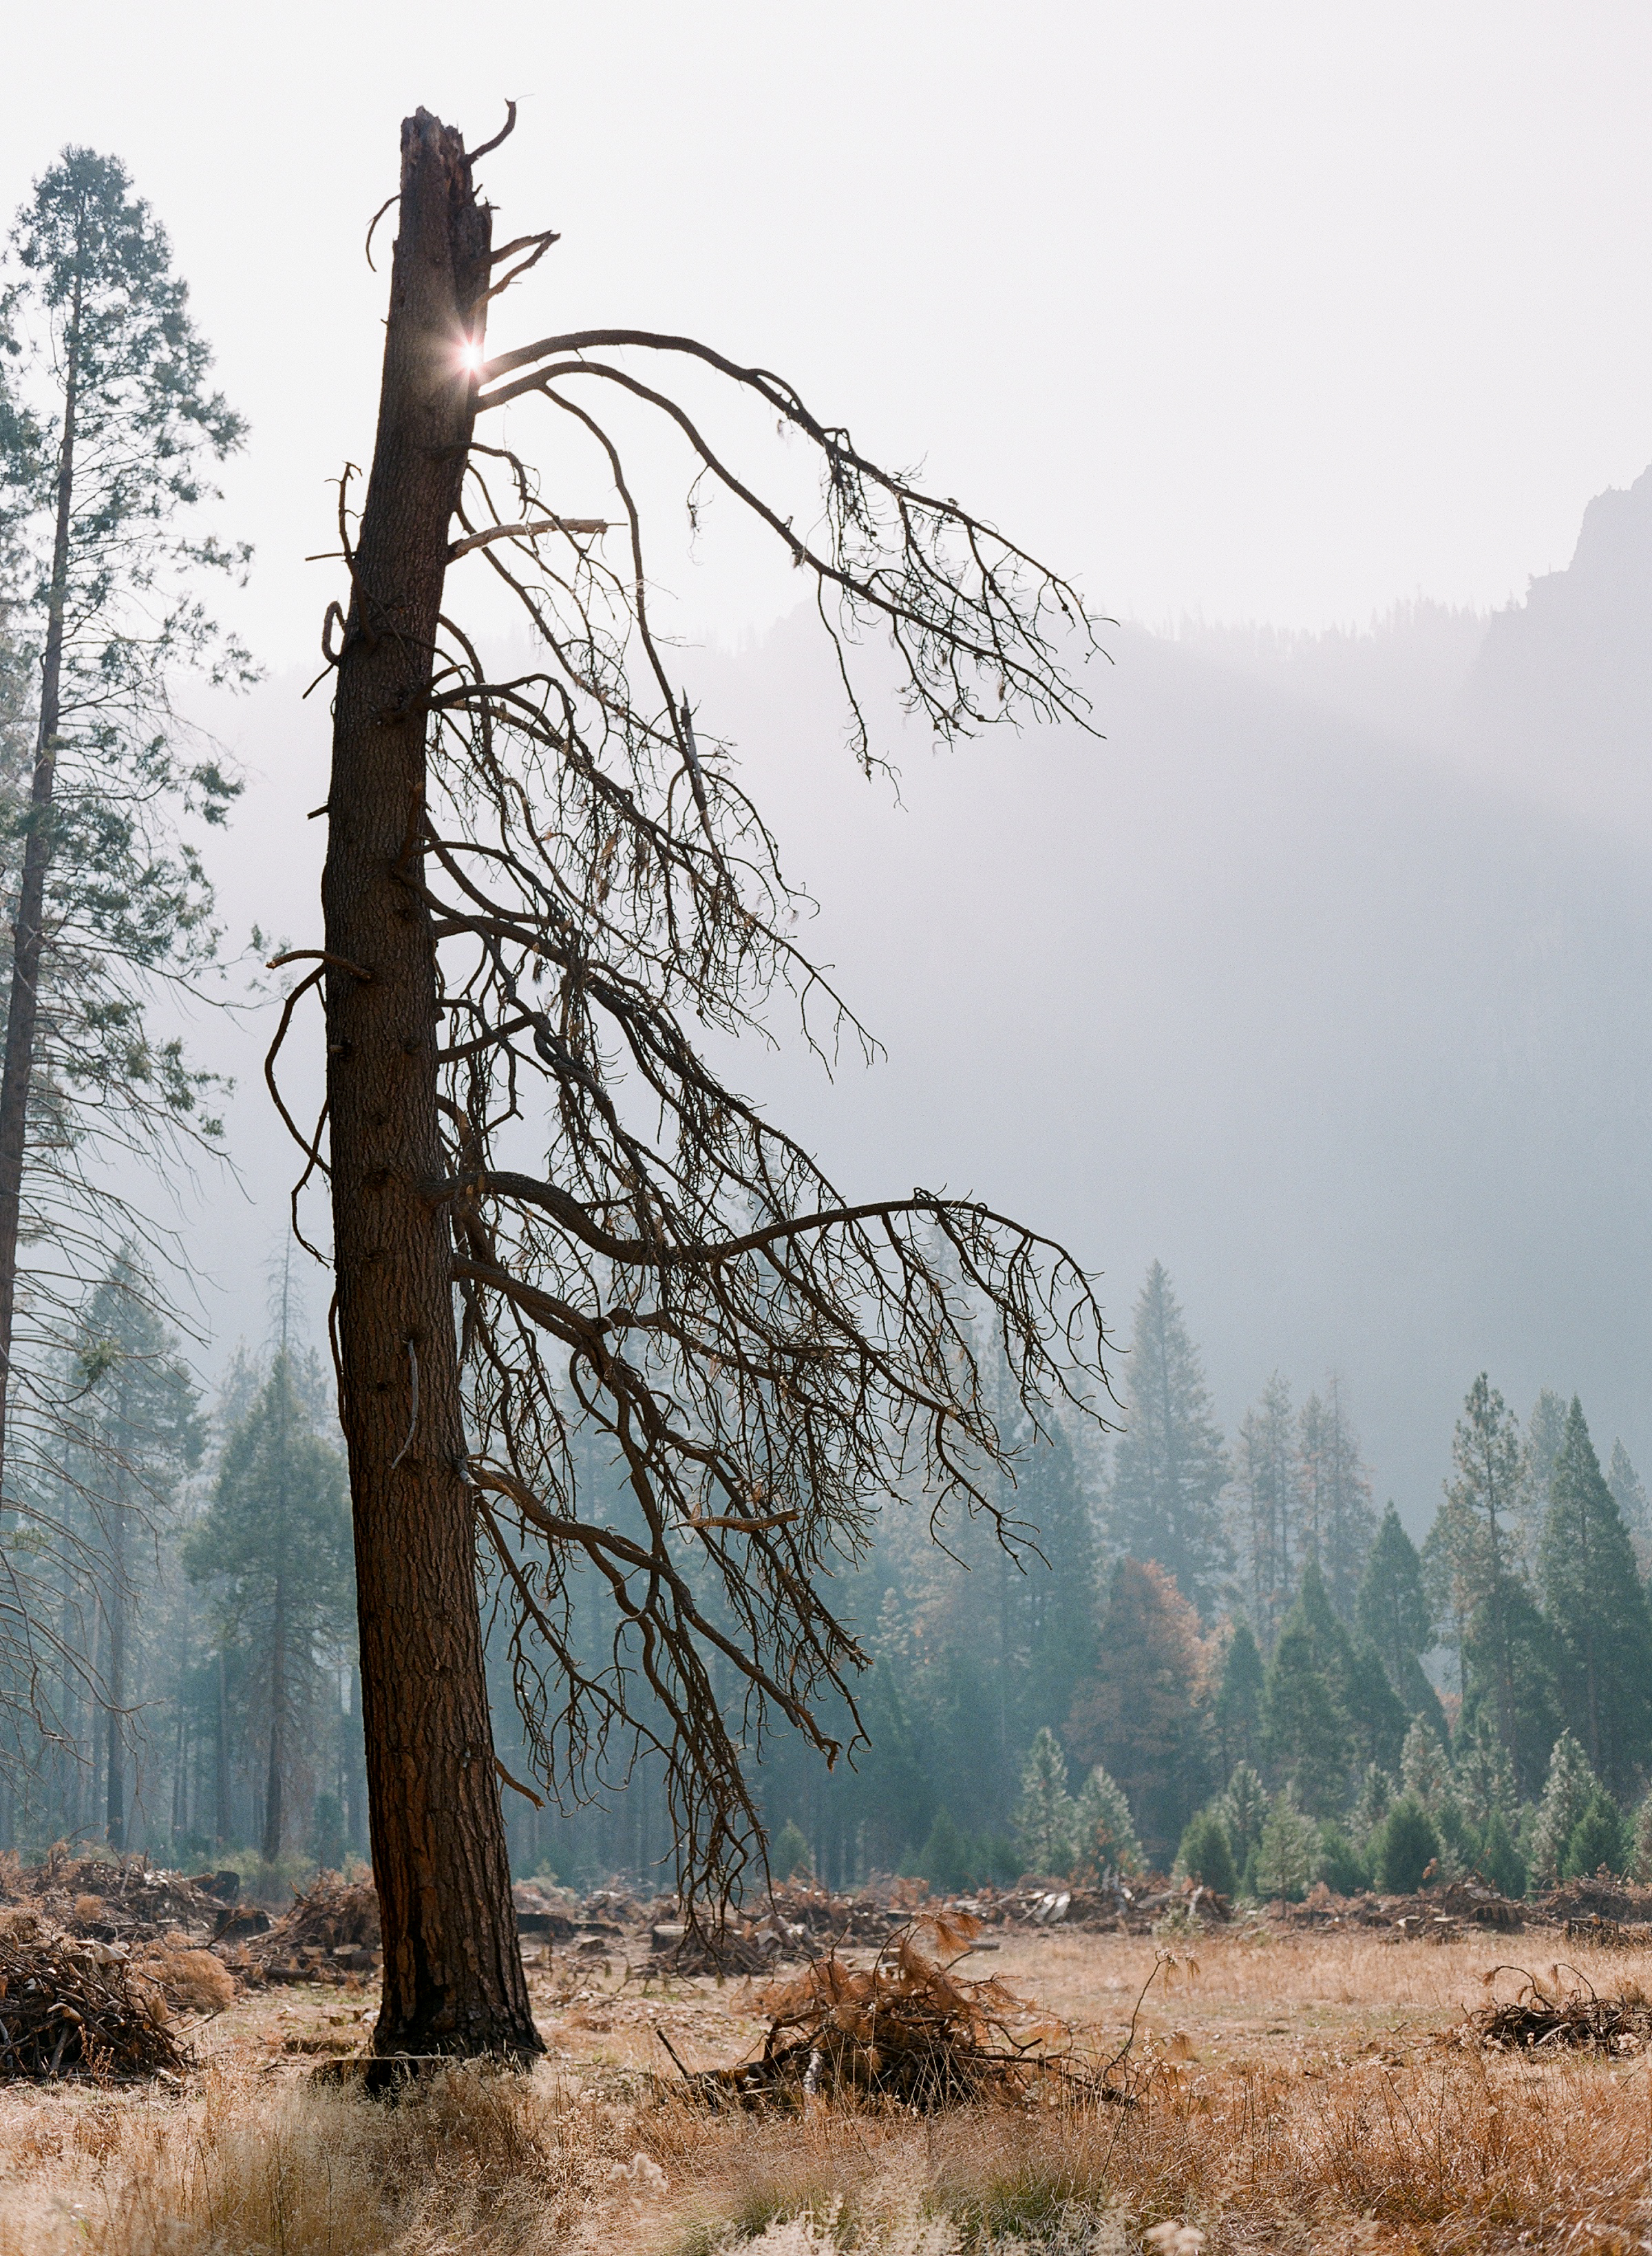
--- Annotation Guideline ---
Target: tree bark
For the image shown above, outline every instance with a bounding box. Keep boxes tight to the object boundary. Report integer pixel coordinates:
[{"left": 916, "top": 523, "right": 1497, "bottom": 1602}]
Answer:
[
  {"left": 0, "top": 269, "right": 81, "bottom": 1506},
  {"left": 322, "top": 109, "right": 539, "bottom": 2063},
  {"left": 262, "top": 1566, "right": 286, "bottom": 1863}
]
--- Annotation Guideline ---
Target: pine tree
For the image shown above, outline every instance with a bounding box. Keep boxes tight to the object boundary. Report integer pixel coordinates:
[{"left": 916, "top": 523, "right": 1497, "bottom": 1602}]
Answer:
[
  {"left": 1066, "top": 1556, "right": 1213, "bottom": 1859},
  {"left": 74, "top": 1256, "right": 202, "bottom": 1848},
  {"left": 1529, "top": 1730, "right": 1600, "bottom": 1888},
  {"left": 1441, "top": 1375, "right": 1525, "bottom": 1767},
  {"left": 1520, "top": 1388, "right": 1568, "bottom": 1569},
  {"left": 1105, "top": 1263, "right": 1230, "bottom": 1616},
  {"left": 1355, "top": 1504, "right": 1446, "bottom": 1731},
  {"left": 1219, "top": 1760, "right": 1269, "bottom": 1875},
  {"left": 1009, "top": 1422, "right": 1100, "bottom": 1728},
  {"left": 1374, "top": 1798, "right": 1439, "bottom": 1893},
  {"left": 1214, "top": 1620, "right": 1266, "bottom": 1774},
  {"left": 1176, "top": 1808, "right": 1236, "bottom": 1894},
  {"left": 183, "top": 1350, "right": 354, "bottom": 1862},
  {"left": 1454, "top": 1708, "right": 1518, "bottom": 1833},
  {"left": 1349, "top": 1764, "right": 1392, "bottom": 1851},
  {"left": 1346, "top": 1637, "right": 1410, "bottom": 1778},
  {"left": 1264, "top": 1562, "right": 1355, "bottom": 1815},
  {"left": 1232, "top": 1373, "right": 1296, "bottom": 1645},
  {"left": 1295, "top": 1375, "right": 1375, "bottom": 1620},
  {"left": 1606, "top": 1441, "right": 1652, "bottom": 1580},
  {"left": 1013, "top": 1727, "right": 1077, "bottom": 1876},
  {"left": 1072, "top": 1765, "right": 1143, "bottom": 1877},
  {"left": 1459, "top": 1577, "right": 1560, "bottom": 1801},
  {"left": 0, "top": 150, "right": 248, "bottom": 1511},
  {"left": 1253, "top": 1795, "right": 1317, "bottom": 1900},
  {"left": 1563, "top": 1789, "right": 1624, "bottom": 1881},
  {"left": 1538, "top": 1400, "right": 1652, "bottom": 1795}
]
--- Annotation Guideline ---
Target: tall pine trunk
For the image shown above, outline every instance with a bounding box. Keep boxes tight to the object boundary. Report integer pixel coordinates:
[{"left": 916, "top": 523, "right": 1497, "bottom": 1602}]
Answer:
[
  {"left": 0, "top": 271, "right": 81, "bottom": 1504},
  {"left": 262, "top": 1566, "right": 286, "bottom": 1862},
  {"left": 322, "top": 108, "right": 538, "bottom": 2063}
]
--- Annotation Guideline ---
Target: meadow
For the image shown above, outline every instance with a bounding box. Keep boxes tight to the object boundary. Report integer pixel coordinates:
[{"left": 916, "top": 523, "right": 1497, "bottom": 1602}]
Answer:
[{"left": 3, "top": 1922, "right": 1651, "bottom": 2256}]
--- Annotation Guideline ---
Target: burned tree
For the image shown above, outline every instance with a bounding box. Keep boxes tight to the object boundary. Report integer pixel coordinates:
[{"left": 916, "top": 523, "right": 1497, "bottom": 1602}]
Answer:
[{"left": 288, "top": 106, "right": 1110, "bottom": 2066}]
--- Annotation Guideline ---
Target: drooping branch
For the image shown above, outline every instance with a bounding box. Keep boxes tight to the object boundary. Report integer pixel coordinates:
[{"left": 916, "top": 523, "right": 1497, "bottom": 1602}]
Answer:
[{"left": 293, "top": 136, "right": 1116, "bottom": 1910}]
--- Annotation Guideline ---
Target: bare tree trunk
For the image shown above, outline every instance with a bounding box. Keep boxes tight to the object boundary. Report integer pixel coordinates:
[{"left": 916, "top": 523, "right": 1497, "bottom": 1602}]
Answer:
[
  {"left": 262, "top": 1567, "right": 286, "bottom": 1862},
  {"left": 322, "top": 108, "right": 538, "bottom": 2063},
  {"left": 214, "top": 1643, "right": 230, "bottom": 1849},
  {"left": 0, "top": 271, "right": 81, "bottom": 1506},
  {"left": 105, "top": 1497, "right": 125, "bottom": 1850}
]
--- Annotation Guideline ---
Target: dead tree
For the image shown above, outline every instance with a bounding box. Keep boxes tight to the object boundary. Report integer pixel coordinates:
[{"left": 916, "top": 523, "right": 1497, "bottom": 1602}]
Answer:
[{"left": 287, "top": 105, "right": 1111, "bottom": 2066}]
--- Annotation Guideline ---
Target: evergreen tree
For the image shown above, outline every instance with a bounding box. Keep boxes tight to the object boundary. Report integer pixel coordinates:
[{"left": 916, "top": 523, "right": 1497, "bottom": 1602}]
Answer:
[
  {"left": 0, "top": 149, "right": 248, "bottom": 1512},
  {"left": 1563, "top": 1789, "right": 1624, "bottom": 1881},
  {"left": 1346, "top": 1636, "right": 1410, "bottom": 1778},
  {"left": 1606, "top": 1440, "right": 1652, "bottom": 1579},
  {"left": 1010, "top": 1422, "right": 1101, "bottom": 1727},
  {"left": 1072, "top": 1764, "right": 1144, "bottom": 1876},
  {"left": 1105, "top": 1263, "right": 1230, "bottom": 1616},
  {"left": 1295, "top": 1375, "right": 1375, "bottom": 1619},
  {"left": 74, "top": 1256, "right": 202, "bottom": 1848},
  {"left": 1066, "top": 1555, "right": 1212, "bottom": 1859},
  {"left": 1213, "top": 1619, "right": 1267, "bottom": 1774},
  {"left": 1012, "top": 1727, "right": 1077, "bottom": 1875},
  {"left": 1253, "top": 1795, "right": 1316, "bottom": 1900},
  {"left": 1374, "top": 1797, "right": 1439, "bottom": 1893},
  {"left": 1459, "top": 1577, "right": 1560, "bottom": 1800},
  {"left": 1264, "top": 1562, "right": 1355, "bottom": 1815},
  {"left": 1529, "top": 1731, "right": 1600, "bottom": 1888},
  {"left": 1232, "top": 1373, "right": 1296, "bottom": 1645},
  {"left": 1349, "top": 1763, "right": 1392, "bottom": 1851},
  {"left": 1539, "top": 1399, "right": 1652, "bottom": 1795},
  {"left": 184, "top": 1350, "right": 353, "bottom": 1861},
  {"left": 1473, "top": 1806, "right": 1526, "bottom": 1899},
  {"left": 1176, "top": 1808, "right": 1236, "bottom": 1894},
  {"left": 1454, "top": 1708, "right": 1518, "bottom": 1833},
  {"left": 1441, "top": 1375, "right": 1525, "bottom": 1768},
  {"left": 1631, "top": 1797, "right": 1652, "bottom": 1883},
  {"left": 1355, "top": 1504, "right": 1446, "bottom": 1732},
  {"left": 916, "top": 1810, "right": 971, "bottom": 1891},
  {"left": 1520, "top": 1387, "right": 1568, "bottom": 1568},
  {"left": 1218, "top": 1760, "right": 1268, "bottom": 1875}
]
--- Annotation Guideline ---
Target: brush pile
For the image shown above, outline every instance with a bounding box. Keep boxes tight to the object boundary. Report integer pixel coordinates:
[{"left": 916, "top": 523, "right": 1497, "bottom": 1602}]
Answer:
[
  {"left": 241, "top": 1873, "right": 380, "bottom": 1983},
  {"left": 678, "top": 1911, "right": 1113, "bottom": 2112},
  {"left": 0, "top": 1928, "right": 187, "bottom": 2080},
  {"left": 1449, "top": 1966, "right": 1652, "bottom": 2055}
]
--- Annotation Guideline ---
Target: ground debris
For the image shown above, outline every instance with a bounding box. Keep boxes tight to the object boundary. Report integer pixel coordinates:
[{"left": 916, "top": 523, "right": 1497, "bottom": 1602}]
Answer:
[
  {"left": 0, "top": 1928, "right": 188, "bottom": 2080},
  {"left": 666, "top": 1910, "right": 1129, "bottom": 2112},
  {"left": 1446, "top": 1964, "right": 1652, "bottom": 2055},
  {"left": 241, "top": 1872, "right": 381, "bottom": 1983}
]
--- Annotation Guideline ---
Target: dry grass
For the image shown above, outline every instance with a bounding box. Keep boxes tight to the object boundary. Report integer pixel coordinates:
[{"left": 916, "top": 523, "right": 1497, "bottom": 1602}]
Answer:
[{"left": 2, "top": 1926, "right": 1652, "bottom": 2254}]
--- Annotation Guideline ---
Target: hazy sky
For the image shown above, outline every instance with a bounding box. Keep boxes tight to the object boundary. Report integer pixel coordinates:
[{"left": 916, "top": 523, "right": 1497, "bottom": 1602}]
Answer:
[
  {"left": 7, "top": 3, "right": 1652, "bottom": 1501},
  {"left": 6, "top": 2, "right": 1652, "bottom": 653}
]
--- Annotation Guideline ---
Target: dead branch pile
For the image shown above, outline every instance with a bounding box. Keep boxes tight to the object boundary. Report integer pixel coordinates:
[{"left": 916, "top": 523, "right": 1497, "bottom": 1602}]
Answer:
[
  {"left": 1282, "top": 1875, "right": 1525, "bottom": 1935},
  {"left": 1536, "top": 1876, "right": 1652, "bottom": 1928},
  {"left": 0, "top": 1930, "right": 187, "bottom": 2080},
  {"left": 1448, "top": 1966, "right": 1652, "bottom": 2055},
  {"left": 674, "top": 1912, "right": 1116, "bottom": 2111},
  {"left": 0, "top": 1848, "right": 235, "bottom": 1941},
  {"left": 242, "top": 1874, "right": 380, "bottom": 1983}
]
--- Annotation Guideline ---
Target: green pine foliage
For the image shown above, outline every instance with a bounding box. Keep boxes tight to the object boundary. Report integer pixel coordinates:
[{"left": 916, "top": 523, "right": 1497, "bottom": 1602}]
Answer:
[
  {"left": 1563, "top": 1789, "right": 1624, "bottom": 1881},
  {"left": 1072, "top": 1764, "right": 1144, "bottom": 1877},
  {"left": 1105, "top": 1263, "right": 1231, "bottom": 1617},
  {"left": 1374, "top": 1797, "right": 1440, "bottom": 1893},
  {"left": 772, "top": 1820, "right": 813, "bottom": 1879},
  {"left": 916, "top": 1810, "right": 971, "bottom": 1891},
  {"left": 1538, "top": 1399, "right": 1652, "bottom": 1796},
  {"left": 1264, "top": 1563, "right": 1355, "bottom": 1813},
  {"left": 1252, "top": 1795, "right": 1317, "bottom": 1901},
  {"left": 1233, "top": 1373, "right": 1298, "bottom": 1647},
  {"left": 1214, "top": 1621, "right": 1267, "bottom": 1773},
  {"left": 1529, "top": 1731, "right": 1602, "bottom": 1889},
  {"left": 1012, "top": 1727, "right": 1077, "bottom": 1876},
  {"left": 1459, "top": 1577, "right": 1561, "bottom": 1802},
  {"left": 1356, "top": 1504, "right": 1448, "bottom": 1738},
  {"left": 1218, "top": 1761, "right": 1269, "bottom": 1874},
  {"left": 1295, "top": 1378, "right": 1376, "bottom": 1621},
  {"left": 1176, "top": 1809, "right": 1237, "bottom": 1895},
  {"left": 1314, "top": 1820, "right": 1368, "bottom": 1896},
  {"left": 1470, "top": 1806, "right": 1527, "bottom": 1899},
  {"left": 1349, "top": 1764, "right": 1392, "bottom": 1851}
]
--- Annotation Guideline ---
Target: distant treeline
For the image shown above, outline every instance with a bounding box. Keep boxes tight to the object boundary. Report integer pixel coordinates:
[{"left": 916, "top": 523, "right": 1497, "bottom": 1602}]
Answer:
[{"left": 5, "top": 1253, "right": 1645, "bottom": 1911}]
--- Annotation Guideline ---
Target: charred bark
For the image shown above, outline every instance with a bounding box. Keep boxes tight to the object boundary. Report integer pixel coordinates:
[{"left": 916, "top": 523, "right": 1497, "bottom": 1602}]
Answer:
[{"left": 321, "top": 109, "right": 539, "bottom": 2063}]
